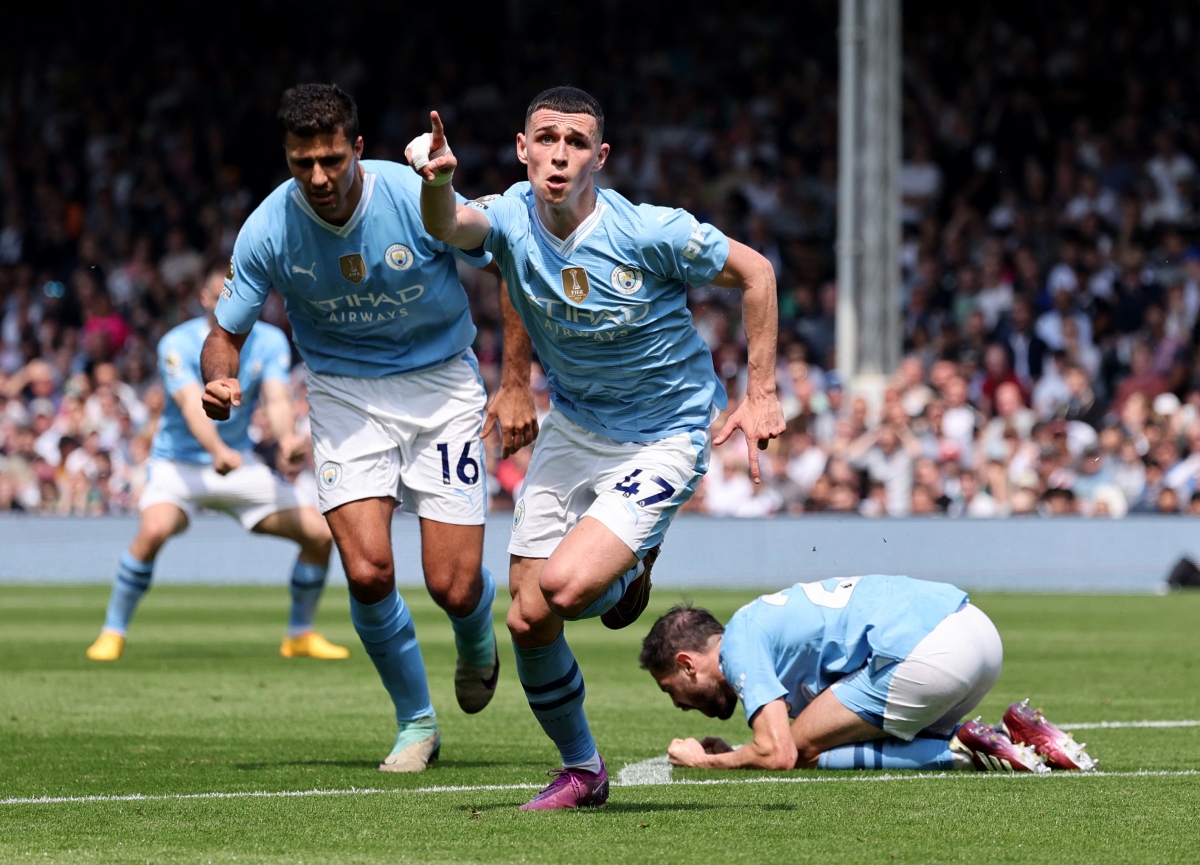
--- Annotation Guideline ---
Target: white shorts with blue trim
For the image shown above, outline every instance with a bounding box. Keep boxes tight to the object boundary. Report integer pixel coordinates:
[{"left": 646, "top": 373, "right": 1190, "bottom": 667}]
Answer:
[
  {"left": 830, "top": 603, "right": 1003, "bottom": 740},
  {"left": 306, "top": 352, "right": 488, "bottom": 523},
  {"left": 509, "top": 409, "right": 710, "bottom": 559},
  {"left": 139, "top": 455, "right": 300, "bottom": 530}
]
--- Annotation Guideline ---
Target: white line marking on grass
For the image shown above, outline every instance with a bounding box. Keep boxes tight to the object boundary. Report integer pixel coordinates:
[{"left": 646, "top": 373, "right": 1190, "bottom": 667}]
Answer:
[
  {"left": 617, "top": 755, "right": 672, "bottom": 786},
  {"left": 1061, "top": 720, "right": 1200, "bottom": 730},
  {"left": 3, "top": 769, "right": 1198, "bottom": 807}
]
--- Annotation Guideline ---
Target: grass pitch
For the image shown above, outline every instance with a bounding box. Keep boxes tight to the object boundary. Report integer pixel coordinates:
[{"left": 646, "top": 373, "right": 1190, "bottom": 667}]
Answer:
[{"left": 2, "top": 584, "right": 1199, "bottom": 863}]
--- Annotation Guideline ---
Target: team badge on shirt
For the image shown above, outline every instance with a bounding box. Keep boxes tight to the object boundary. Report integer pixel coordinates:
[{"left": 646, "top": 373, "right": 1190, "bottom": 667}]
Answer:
[
  {"left": 164, "top": 349, "right": 183, "bottom": 380},
  {"left": 467, "top": 194, "right": 499, "bottom": 210},
  {"left": 318, "top": 461, "right": 343, "bottom": 490},
  {"left": 513, "top": 499, "right": 525, "bottom": 529},
  {"left": 385, "top": 243, "right": 414, "bottom": 271},
  {"left": 610, "top": 265, "right": 643, "bottom": 295},
  {"left": 561, "top": 267, "right": 591, "bottom": 304},
  {"left": 339, "top": 253, "right": 367, "bottom": 283}
]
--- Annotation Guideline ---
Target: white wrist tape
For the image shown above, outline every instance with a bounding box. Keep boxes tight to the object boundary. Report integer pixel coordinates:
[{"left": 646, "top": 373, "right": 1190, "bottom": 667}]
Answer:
[{"left": 407, "top": 132, "right": 453, "bottom": 185}]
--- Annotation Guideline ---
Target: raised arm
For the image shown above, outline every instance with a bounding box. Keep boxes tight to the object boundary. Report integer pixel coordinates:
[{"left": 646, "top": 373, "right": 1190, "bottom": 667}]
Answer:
[
  {"left": 200, "top": 325, "right": 248, "bottom": 421},
  {"left": 709, "top": 239, "right": 786, "bottom": 483},
  {"left": 407, "top": 111, "right": 491, "bottom": 250}
]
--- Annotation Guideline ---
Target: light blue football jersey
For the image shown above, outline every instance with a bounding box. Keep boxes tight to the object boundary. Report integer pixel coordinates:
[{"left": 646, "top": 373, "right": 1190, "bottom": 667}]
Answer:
[
  {"left": 217, "top": 160, "right": 490, "bottom": 378},
  {"left": 152, "top": 317, "right": 291, "bottom": 464},
  {"left": 473, "top": 183, "right": 729, "bottom": 442},
  {"left": 719, "top": 576, "right": 968, "bottom": 724}
]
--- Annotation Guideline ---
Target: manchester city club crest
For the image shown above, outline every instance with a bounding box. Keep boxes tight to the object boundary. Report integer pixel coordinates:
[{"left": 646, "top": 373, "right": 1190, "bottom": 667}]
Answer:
[
  {"left": 385, "top": 243, "right": 414, "bottom": 271},
  {"left": 513, "top": 499, "right": 525, "bottom": 530},
  {"left": 561, "top": 266, "right": 590, "bottom": 304},
  {"left": 318, "top": 461, "right": 343, "bottom": 490},
  {"left": 610, "top": 264, "right": 644, "bottom": 295}
]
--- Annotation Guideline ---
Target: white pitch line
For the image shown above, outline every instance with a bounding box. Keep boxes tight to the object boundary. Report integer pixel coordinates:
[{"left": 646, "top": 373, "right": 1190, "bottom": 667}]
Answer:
[
  {"left": 1061, "top": 719, "right": 1200, "bottom": 730},
  {"left": 3, "top": 768, "right": 1198, "bottom": 807}
]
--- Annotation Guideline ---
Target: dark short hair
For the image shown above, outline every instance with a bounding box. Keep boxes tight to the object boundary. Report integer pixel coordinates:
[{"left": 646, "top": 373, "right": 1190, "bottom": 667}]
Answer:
[
  {"left": 277, "top": 83, "right": 359, "bottom": 142},
  {"left": 525, "top": 86, "right": 604, "bottom": 142},
  {"left": 638, "top": 605, "right": 724, "bottom": 674}
]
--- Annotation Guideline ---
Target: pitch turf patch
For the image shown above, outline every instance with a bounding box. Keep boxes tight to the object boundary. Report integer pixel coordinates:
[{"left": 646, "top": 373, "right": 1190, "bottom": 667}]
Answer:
[{"left": 2, "top": 586, "right": 1199, "bottom": 863}]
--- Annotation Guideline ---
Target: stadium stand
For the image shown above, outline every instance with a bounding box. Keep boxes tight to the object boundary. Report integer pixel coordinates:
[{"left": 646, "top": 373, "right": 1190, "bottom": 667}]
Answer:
[{"left": 4, "top": 1, "right": 1200, "bottom": 518}]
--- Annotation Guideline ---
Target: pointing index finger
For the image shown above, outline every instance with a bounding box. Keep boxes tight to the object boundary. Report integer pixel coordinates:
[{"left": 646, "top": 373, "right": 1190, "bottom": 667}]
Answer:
[{"left": 430, "top": 110, "right": 444, "bottom": 142}]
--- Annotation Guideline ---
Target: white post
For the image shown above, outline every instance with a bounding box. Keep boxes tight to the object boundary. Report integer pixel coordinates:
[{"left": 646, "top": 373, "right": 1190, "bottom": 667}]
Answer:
[{"left": 837, "top": 0, "right": 902, "bottom": 413}]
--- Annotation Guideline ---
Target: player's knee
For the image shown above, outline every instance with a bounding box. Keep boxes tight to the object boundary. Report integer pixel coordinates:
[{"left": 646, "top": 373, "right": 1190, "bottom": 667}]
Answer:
[
  {"left": 426, "top": 567, "right": 479, "bottom": 617},
  {"left": 538, "top": 563, "right": 586, "bottom": 618},
  {"left": 302, "top": 525, "right": 334, "bottom": 561},
  {"left": 343, "top": 555, "right": 394, "bottom": 598}
]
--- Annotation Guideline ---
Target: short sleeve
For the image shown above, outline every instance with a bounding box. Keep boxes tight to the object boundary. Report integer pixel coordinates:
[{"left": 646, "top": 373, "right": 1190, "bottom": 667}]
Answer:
[
  {"left": 258, "top": 327, "right": 292, "bottom": 384},
  {"left": 447, "top": 190, "right": 494, "bottom": 267},
  {"left": 468, "top": 194, "right": 523, "bottom": 259},
  {"left": 216, "top": 222, "right": 273, "bottom": 334},
  {"left": 638, "top": 206, "right": 730, "bottom": 287},
  {"left": 720, "top": 616, "right": 788, "bottom": 726},
  {"left": 158, "top": 332, "right": 201, "bottom": 396}
]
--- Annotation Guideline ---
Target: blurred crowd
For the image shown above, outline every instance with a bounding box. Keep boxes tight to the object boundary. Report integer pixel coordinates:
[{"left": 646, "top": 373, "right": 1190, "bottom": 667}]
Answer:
[{"left": 6, "top": 1, "right": 1200, "bottom": 518}]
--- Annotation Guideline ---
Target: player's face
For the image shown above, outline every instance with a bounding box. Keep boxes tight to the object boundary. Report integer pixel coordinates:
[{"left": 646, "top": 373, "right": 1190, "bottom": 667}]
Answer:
[
  {"left": 199, "top": 272, "right": 224, "bottom": 314},
  {"left": 284, "top": 129, "right": 364, "bottom": 221},
  {"left": 655, "top": 668, "right": 738, "bottom": 720},
  {"left": 517, "top": 110, "right": 609, "bottom": 207}
]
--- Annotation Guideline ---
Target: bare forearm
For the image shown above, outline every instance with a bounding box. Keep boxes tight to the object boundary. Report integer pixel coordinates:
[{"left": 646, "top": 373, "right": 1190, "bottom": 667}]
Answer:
[
  {"left": 201, "top": 327, "right": 244, "bottom": 383},
  {"left": 264, "top": 393, "right": 295, "bottom": 443},
  {"left": 177, "top": 389, "right": 230, "bottom": 457},
  {"left": 740, "top": 264, "right": 779, "bottom": 399},
  {"left": 500, "top": 285, "right": 532, "bottom": 388},
  {"left": 420, "top": 180, "right": 460, "bottom": 243}
]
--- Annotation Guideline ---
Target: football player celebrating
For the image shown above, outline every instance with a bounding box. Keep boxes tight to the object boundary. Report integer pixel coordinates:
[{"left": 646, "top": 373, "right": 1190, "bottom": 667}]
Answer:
[
  {"left": 202, "top": 84, "right": 537, "bottom": 772},
  {"left": 640, "top": 576, "right": 1096, "bottom": 774},
  {"left": 87, "top": 264, "right": 345, "bottom": 662},
  {"left": 410, "top": 87, "right": 785, "bottom": 808}
]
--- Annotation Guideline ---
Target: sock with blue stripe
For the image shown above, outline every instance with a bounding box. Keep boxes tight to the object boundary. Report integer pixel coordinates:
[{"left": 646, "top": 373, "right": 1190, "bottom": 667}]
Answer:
[
  {"left": 513, "top": 631, "right": 596, "bottom": 767},
  {"left": 446, "top": 566, "right": 496, "bottom": 667},
  {"left": 350, "top": 589, "right": 434, "bottom": 724},
  {"left": 817, "top": 735, "right": 960, "bottom": 771},
  {"left": 560, "top": 560, "right": 644, "bottom": 622},
  {"left": 287, "top": 559, "right": 329, "bottom": 638},
  {"left": 102, "top": 552, "right": 155, "bottom": 635}
]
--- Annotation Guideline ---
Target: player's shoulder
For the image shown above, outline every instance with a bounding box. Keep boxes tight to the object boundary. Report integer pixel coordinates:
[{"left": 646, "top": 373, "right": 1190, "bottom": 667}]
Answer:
[
  {"left": 160, "top": 316, "right": 208, "bottom": 351},
  {"left": 237, "top": 179, "right": 295, "bottom": 250},
  {"left": 601, "top": 188, "right": 692, "bottom": 240},
  {"left": 361, "top": 159, "right": 421, "bottom": 197}
]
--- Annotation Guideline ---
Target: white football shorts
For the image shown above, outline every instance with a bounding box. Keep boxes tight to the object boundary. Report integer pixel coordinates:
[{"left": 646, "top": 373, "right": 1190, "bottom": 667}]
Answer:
[
  {"left": 139, "top": 455, "right": 301, "bottom": 530},
  {"left": 831, "top": 602, "right": 1004, "bottom": 740},
  {"left": 306, "top": 352, "right": 488, "bottom": 523},
  {"left": 509, "top": 409, "right": 710, "bottom": 559}
]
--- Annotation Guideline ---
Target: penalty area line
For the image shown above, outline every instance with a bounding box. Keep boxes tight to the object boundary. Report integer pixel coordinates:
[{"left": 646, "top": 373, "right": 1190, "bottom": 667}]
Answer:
[
  {"left": 1061, "top": 719, "right": 1200, "bottom": 730},
  {"left": 3, "top": 768, "right": 1198, "bottom": 807}
]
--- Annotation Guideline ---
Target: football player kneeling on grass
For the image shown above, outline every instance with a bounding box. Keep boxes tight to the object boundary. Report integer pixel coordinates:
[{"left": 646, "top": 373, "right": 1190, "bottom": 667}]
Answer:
[{"left": 640, "top": 575, "right": 1095, "bottom": 773}]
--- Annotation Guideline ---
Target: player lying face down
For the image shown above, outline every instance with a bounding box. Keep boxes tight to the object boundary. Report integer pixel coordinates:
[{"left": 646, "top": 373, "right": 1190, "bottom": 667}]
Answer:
[{"left": 640, "top": 576, "right": 1095, "bottom": 773}]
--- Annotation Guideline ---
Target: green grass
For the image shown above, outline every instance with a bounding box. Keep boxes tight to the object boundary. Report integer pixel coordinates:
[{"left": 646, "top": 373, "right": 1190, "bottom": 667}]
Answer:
[{"left": 2, "top": 585, "right": 1199, "bottom": 863}]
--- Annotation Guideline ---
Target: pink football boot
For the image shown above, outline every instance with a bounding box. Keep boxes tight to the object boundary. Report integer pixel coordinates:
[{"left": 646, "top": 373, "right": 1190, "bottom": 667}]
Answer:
[
  {"left": 520, "top": 758, "right": 610, "bottom": 810},
  {"left": 1000, "top": 699, "right": 1097, "bottom": 771},
  {"left": 952, "top": 719, "right": 1050, "bottom": 773}
]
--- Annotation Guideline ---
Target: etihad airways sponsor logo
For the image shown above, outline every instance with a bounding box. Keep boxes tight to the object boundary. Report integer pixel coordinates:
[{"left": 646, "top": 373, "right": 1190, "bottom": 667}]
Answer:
[{"left": 306, "top": 285, "right": 426, "bottom": 324}]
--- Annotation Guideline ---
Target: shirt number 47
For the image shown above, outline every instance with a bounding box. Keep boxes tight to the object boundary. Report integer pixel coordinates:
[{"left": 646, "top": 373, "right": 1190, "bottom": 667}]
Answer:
[{"left": 614, "top": 469, "right": 676, "bottom": 507}]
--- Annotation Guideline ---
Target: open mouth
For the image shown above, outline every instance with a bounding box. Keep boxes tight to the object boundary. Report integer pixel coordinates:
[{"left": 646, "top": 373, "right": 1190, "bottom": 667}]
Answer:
[
  {"left": 309, "top": 190, "right": 335, "bottom": 206},
  {"left": 545, "top": 174, "right": 568, "bottom": 191}
]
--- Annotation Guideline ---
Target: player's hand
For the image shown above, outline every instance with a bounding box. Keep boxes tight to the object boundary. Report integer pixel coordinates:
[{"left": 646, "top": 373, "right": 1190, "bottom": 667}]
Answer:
[
  {"left": 405, "top": 111, "right": 458, "bottom": 185},
  {"left": 278, "top": 434, "right": 309, "bottom": 465},
  {"left": 482, "top": 385, "right": 539, "bottom": 458},
  {"left": 667, "top": 737, "right": 709, "bottom": 768},
  {"left": 712, "top": 392, "right": 786, "bottom": 484},
  {"left": 699, "top": 736, "right": 735, "bottom": 755},
  {"left": 202, "top": 378, "right": 242, "bottom": 421},
  {"left": 212, "top": 447, "right": 243, "bottom": 476}
]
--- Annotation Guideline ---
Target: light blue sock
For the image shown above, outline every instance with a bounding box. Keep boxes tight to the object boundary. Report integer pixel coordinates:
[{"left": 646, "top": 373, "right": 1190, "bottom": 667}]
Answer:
[
  {"left": 447, "top": 565, "right": 496, "bottom": 667},
  {"left": 561, "top": 561, "right": 642, "bottom": 622},
  {"left": 287, "top": 560, "right": 329, "bottom": 637},
  {"left": 513, "top": 631, "right": 596, "bottom": 766},
  {"left": 817, "top": 736, "right": 958, "bottom": 771},
  {"left": 102, "top": 552, "right": 155, "bottom": 634},
  {"left": 349, "top": 590, "right": 434, "bottom": 724}
]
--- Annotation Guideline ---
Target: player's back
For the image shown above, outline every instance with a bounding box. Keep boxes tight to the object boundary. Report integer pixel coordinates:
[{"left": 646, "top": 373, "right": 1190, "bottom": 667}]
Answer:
[
  {"left": 720, "top": 575, "right": 968, "bottom": 716},
  {"left": 480, "top": 183, "right": 726, "bottom": 442},
  {"left": 219, "top": 160, "right": 484, "bottom": 379},
  {"left": 153, "top": 317, "right": 291, "bottom": 464}
]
